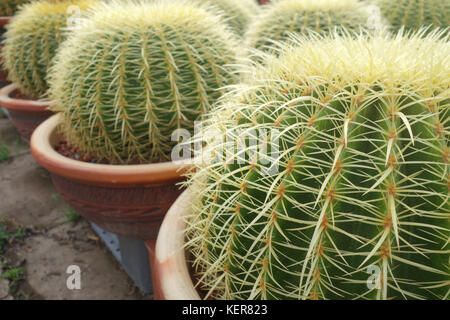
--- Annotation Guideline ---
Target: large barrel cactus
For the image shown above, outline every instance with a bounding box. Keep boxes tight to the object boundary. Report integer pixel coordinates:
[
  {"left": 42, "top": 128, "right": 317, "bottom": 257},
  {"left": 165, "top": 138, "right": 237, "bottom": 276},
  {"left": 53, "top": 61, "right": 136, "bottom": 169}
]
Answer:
[
  {"left": 246, "top": 0, "right": 376, "bottom": 53},
  {"left": 186, "top": 31, "right": 450, "bottom": 300},
  {"left": 374, "top": 0, "right": 450, "bottom": 34},
  {"left": 48, "top": 0, "right": 239, "bottom": 164},
  {"left": 0, "top": 0, "right": 31, "bottom": 17},
  {"left": 2, "top": 0, "right": 97, "bottom": 99}
]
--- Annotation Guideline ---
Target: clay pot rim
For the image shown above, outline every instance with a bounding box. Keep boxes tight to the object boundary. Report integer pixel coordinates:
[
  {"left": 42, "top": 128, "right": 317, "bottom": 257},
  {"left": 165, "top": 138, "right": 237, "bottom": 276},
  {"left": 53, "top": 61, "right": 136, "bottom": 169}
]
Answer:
[
  {"left": 0, "top": 16, "right": 11, "bottom": 27},
  {"left": 155, "top": 188, "right": 200, "bottom": 300},
  {"left": 30, "top": 113, "right": 194, "bottom": 185},
  {"left": 0, "top": 83, "right": 50, "bottom": 111}
]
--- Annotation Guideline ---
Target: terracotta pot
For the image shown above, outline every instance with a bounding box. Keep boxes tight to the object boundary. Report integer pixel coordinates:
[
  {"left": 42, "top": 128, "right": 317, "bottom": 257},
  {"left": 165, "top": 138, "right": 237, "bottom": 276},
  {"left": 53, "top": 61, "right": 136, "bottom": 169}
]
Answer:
[
  {"left": 0, "top": 83, "right": 53, "bottom": 140},
  {"left": 30, "top": 113, "right": 193, "bottom": 240},
  {"left": 0, "top": 17, "right": 11, "bottom": 85},
  {"left": 0, "top": 17, "right": 11, "bottom": 28},
  {"left": 259, "top": 0, "right": 270, "bottom": 4},
  {"left": 148, "top": 188, "right": 200, "bottom": 300}
]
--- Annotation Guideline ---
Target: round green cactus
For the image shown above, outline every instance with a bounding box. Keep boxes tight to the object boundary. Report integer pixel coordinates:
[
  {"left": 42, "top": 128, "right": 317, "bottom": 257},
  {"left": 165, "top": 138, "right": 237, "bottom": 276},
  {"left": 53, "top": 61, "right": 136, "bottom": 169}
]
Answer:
[
  {"left": 49, "top": 0, "right": 239, "bottom": 164},
  {"left": 2, "top": 0, "right": 97, "bottom": 99},
  {"left": 246, "top": 0, "right": 379, "bottom": 53},
  {"left": 186, "top": 30, "right": 450, "bottom": 300},
  {"left": 0, "top": 0, "right": 32, "bottom": 17},
  {"left": 374, "top": 0, "right": 450, "bottom": 34}
]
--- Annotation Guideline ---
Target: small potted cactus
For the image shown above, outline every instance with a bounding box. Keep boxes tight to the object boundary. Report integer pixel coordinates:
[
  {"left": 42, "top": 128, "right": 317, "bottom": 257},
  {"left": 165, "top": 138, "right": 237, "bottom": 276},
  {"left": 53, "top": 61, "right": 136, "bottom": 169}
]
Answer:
[
  {"left": 0, "top": 0, "right": 32, "bottom": 87},
  {"left": 31, "top": 1, "right": 239, "bottom": 242},
  {"left": 0, "top": 0, "right": 96, "bottom": 140},
  {"left": 201, "top": 0, "right": 259, "bottom": 36},
  {"left": 246, "top": 0, "right": 380, "bottom": 55},
  {"left": 153, "top": 30, "right": 449, "bottom": 300},
  {"left": 374, "top": 0, "right": 449, "bottom": 34}
]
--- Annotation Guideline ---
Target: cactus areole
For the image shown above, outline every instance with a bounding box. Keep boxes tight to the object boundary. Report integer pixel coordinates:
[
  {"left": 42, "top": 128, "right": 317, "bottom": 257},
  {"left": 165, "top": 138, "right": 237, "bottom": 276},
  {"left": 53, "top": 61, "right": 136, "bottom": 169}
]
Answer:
[{"left": 186, "top": 31, "right": 450, "bottom": 300}]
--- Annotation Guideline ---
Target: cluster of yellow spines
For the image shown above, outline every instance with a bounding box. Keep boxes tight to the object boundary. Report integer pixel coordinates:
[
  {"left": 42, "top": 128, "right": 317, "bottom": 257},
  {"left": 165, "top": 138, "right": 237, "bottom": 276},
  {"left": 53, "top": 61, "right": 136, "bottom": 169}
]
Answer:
[{"left": 2, "top": 0, "right": 97, "bottom": 98}]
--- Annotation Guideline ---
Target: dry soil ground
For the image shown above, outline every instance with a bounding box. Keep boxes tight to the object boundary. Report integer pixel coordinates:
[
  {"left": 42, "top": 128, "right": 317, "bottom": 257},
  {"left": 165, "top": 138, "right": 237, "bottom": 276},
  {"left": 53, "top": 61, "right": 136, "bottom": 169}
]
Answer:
[{"left": 0, "top": 109, "right": 150, "bottom": 300}]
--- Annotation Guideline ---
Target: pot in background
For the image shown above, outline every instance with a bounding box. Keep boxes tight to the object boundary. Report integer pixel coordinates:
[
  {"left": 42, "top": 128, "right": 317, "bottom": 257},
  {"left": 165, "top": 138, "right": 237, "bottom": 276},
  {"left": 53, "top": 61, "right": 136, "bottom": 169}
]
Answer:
[{"left": 0, "top": 83, "right": 53, "bottom": 140}]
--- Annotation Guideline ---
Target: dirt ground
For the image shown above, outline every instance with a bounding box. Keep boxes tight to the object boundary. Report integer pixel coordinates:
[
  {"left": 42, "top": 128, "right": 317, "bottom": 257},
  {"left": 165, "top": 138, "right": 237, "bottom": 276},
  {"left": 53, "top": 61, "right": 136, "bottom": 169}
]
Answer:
[{"left": 0, "top": 109, "right": 151, "bottom": 300}]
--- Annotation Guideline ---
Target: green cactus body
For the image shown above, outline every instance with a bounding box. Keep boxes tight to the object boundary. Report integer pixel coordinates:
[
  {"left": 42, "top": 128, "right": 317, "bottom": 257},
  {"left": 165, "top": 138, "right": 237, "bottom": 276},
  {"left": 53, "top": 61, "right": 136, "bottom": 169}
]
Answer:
[
  {"left": 2, "top": 0, "right": 97, "bottom": 99},
  {"left": 246, "top": 0, "right": 376, "bottom": 53},
  {"left": 49, "top": 0, "right": 239, "bottom": 164},
  {"left": 0, "top": 0, "right": 31, "bottom": 17},
  {"left": 201, "top": 0, "right": 259, "bottom": 35},
  {"left": 186, "top": 31, "right": 450, "bottom": 300},
  {"left": 375, "top": 0, "right": 450, "bottom": 34}
]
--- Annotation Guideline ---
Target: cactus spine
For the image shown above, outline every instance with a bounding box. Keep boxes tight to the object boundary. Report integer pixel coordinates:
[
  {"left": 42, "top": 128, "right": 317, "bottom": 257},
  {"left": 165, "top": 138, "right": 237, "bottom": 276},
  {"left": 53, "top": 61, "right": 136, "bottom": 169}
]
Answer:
[
  {"left": 374, "top": 0, "right": 450, "bottom": 34},
  {"left": 186, "top": 31, "right": 450, "bottom": 300},
  {"left": 2, "top": 0, "right": 97, "bottom": 99},
  {"left": 49, "top": 0, "right": 239, "bottom": 164},
  {"left": 0, "top": 0, "right": 31, "bottom": 17},
  {"left": 246, "top": 0, "right": 377, "bottom": 53}
]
